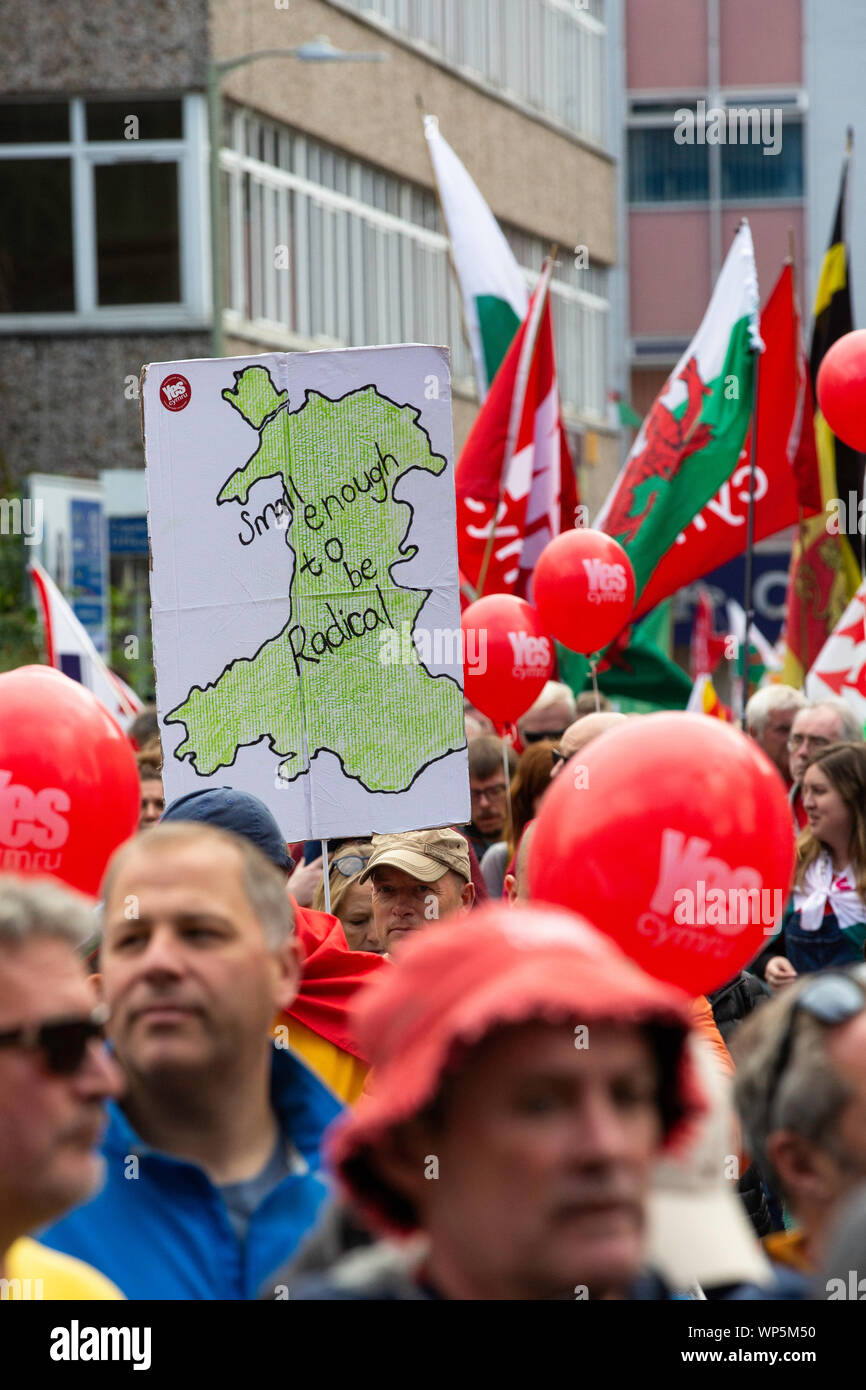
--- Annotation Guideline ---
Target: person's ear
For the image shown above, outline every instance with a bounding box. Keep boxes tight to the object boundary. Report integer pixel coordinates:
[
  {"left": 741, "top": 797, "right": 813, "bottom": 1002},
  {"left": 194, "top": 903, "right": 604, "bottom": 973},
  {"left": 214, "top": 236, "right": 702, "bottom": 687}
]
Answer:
[
  {"left": 460, "top": 880, "right": 476, "bottom": 913},
  {"left": 767, "top": 1129, "right": 844, "bottom": 1208},
  {"left": 373, "top": 1116, "right": 438, "bottom": 1220},
  {"left": 88, "top": 971, "right": 104, "bottom": 1002},
  {"left": 271, "top": 934, "right": 303, "bottom": 1013}
]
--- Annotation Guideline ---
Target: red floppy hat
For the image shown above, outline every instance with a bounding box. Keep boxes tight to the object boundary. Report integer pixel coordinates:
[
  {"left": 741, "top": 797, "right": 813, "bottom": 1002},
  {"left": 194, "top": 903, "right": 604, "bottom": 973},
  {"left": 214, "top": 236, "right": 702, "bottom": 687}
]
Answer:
[{"left": 327, "top": 902, "right": 706, "bottom": 1235}]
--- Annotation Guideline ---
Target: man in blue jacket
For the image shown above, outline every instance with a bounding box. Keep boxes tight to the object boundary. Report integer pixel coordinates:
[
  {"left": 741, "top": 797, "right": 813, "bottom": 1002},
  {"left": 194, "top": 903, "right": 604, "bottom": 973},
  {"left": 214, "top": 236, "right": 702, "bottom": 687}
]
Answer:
[{"left": 40, "top": 821, "right": 343, "bottom": 1299}]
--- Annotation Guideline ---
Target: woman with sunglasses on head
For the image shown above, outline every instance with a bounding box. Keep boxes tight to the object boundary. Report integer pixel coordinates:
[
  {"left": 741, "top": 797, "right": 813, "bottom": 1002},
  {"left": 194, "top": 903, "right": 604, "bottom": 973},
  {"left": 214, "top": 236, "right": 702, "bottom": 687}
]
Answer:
[
  {"left": 763, "top": 742, "right": 866, "bottom": 991},
  {"left": 312, "top": 841, "right": 380, "bottom": 953}
]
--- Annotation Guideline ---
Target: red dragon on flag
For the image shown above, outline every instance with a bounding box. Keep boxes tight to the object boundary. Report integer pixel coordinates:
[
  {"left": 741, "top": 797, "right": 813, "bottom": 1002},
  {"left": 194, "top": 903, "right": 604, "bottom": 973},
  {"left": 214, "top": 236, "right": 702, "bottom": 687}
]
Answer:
[{"left": 602, "top": 357, "right": 713, "bottom": 548}]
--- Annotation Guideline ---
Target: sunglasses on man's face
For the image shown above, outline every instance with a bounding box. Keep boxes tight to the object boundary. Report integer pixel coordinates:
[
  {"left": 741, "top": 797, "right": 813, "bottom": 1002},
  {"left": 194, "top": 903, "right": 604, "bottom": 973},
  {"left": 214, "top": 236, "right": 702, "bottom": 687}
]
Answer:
[
  {"left": 0, "top": 1002, "right": 109, "bottom": 1077},
  {"left": 767, "top": 972, "right": 864, "bottom": 1116},
  {"left": 522, "top": 729, "right": 567, "bottom": 745}
]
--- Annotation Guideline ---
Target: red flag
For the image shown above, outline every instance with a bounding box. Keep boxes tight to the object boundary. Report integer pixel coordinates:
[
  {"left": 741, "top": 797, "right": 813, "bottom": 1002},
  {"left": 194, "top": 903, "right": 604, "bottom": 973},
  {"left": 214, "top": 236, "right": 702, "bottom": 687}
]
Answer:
[
  {"left": 634, "top": 263, "right": 820, "bottom": 618},
  {"left": 456, "top": 261, "right": 579, "bottom": 599},
  {"left": 690, "top": 586, "right": 727, "bottom": 679},
  {"left": 283, "top": 903, "right": 386, "bottom": 1063}
]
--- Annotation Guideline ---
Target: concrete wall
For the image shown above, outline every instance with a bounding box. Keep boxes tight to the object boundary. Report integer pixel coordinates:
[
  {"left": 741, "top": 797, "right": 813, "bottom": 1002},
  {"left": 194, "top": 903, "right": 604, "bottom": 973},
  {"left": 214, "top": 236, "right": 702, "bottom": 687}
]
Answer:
[
  {"left": 0, "top": 0, "right": 209, "bottom": 92},
  {"left": 720, "top": 0, "right": 802, "bottom": 87},
  {"left": 629, "top": 210, "right": 712, "bottom": 337},
  {"left": 626, "top": 0, "right": 708, "bottom": 90},
  {"left": 213, "top": 0, "right": 616, "bottom": 264},
  {"left": 805, "top": 0, "right": 866, "bottom": 321},
  {"left": 0, "top": 334, "right": 209, "bottom": 483},
  {"left": 0, "top": 0, "right": 212, "bottom": 479}
]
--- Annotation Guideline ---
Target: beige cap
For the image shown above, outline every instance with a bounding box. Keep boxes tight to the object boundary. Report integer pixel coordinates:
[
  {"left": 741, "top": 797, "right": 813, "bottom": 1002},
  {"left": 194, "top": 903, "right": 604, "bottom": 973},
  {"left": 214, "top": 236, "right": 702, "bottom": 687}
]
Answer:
[
  {"left": 646, "top": 1035, "right": 773, "bottom": 1291},
  {"left": 359, "top": 828, "right": 472, "bottom": 886}
]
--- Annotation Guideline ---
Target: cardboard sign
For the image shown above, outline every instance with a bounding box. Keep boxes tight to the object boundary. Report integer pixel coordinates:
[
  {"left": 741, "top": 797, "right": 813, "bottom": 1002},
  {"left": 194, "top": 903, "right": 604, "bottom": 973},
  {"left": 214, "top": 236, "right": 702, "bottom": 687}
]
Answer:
[{"left": 142, "top": 345, "right": 470, "bottom": 838}]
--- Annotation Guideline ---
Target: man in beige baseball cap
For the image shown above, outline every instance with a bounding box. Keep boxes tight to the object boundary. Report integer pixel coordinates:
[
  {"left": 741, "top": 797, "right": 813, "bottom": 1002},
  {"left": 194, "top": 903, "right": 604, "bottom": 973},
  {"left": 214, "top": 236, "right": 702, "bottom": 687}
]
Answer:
[{"left": 358, "top": 829, "right": 475, "bottom": 955}]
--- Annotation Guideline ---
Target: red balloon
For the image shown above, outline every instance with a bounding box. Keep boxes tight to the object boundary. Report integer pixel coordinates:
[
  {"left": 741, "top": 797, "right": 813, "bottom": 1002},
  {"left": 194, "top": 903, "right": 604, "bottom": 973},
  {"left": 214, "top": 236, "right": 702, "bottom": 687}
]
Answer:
[
  {"left": 816, "top": 329, "right": 866, "bottom": 452},
  {"left": 528, "top": 713, "right": 795, "bottom": 995},
  {"left": 532, "top": 528, "right": 635, "bottom": 654},
  {"left": 0, "top": 666, "right": 140, "bottom": 897},
  {"left": 461, "top": 595, "right": 554, "bottom": 725}
]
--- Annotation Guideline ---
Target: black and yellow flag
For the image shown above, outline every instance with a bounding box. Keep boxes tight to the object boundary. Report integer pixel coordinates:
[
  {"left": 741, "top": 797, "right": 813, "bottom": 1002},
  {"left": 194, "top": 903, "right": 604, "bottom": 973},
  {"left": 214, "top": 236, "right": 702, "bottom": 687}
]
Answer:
[
  {"left": 810, "top": 131, "right": 864, "bottom": 573},
  {"left": 782, "top": 134, "right": 862, "bottom": 685}
]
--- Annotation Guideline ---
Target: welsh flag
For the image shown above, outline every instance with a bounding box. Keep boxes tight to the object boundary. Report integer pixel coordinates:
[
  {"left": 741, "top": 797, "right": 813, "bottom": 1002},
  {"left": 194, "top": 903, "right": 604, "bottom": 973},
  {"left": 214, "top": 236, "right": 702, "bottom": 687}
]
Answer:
[
  {"left": 424, "top": 115, "right": 528, "bottom": 399},
  {"left": 805, "top": 580, "right": 866, "bottom": 728},
  {"left": 596, "top": 221, "right": 763, "bottom": 601},
  {"left": 634, "top": 261, "right": 819, "bottom": 619},
  {"left": 455, "top": 259, "right": 579, "bottom": 597}
]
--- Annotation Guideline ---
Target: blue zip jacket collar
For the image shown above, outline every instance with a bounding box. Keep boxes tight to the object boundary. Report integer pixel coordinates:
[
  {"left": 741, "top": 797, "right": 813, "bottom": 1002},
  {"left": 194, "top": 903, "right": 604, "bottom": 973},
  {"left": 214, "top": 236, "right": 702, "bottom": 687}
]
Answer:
[{"left": 39, "top": 1044, "right": 343, "bottom": 1300}]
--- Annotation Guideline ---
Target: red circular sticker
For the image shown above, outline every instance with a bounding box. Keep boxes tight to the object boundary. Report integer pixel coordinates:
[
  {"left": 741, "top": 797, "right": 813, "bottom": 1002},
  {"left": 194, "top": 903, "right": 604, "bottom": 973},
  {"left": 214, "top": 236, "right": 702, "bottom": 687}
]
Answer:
[{"left": 160, "top": 374, "right": 191, "bottom": 411}]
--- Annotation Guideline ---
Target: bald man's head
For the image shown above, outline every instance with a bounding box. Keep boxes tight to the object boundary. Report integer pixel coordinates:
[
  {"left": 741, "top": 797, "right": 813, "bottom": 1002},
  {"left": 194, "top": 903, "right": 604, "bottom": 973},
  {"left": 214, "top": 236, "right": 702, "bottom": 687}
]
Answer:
[{"left": 554, "top": 712, "right": 629, "bottom": 769}]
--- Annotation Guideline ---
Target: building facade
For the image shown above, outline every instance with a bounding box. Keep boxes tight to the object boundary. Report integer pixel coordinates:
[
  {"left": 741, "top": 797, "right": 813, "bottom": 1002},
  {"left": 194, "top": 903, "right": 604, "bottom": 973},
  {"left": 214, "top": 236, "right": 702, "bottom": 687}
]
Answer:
[
  {"left": 0, "top": 0, "right": 620, "bottom": 512},
  {"left": 609, "top": 0, "right": 866, "bottom": 657},
  {"left": 616, "top": 0, "right": 809, "bottom": 422}
]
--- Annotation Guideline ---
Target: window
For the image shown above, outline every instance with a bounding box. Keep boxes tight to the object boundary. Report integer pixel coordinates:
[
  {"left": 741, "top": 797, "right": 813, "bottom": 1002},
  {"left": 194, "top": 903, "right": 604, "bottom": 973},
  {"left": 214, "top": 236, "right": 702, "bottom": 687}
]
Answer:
[
  {"left": 332, "top": 0, "right": 607, "bottom": 145},
  {"left": 628, "top": 98, "right": 804, "bottom": 206},
  {"left": 0, "top": 95, "right": 208, "bottom": 329},
  {"left": 94, "top": 163, "right": 180, "bottom": 305},
  {"left": 721, "top": 121, "right": 803, "bottom": 200},
  {"left": 628, "top": 127, "right": 709, "bottom": 203},
  {"left": 0, "top": 158, "right": 74, "bottom": 311},
  {"left": 221, "top": 109, "right": 610, "bottom": 423}
]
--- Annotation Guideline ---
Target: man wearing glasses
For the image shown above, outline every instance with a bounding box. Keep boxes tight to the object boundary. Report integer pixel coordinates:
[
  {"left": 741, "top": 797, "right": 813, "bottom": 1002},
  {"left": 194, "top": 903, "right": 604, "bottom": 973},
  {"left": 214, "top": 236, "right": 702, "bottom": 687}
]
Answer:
[
  {"left": 734, "top": 970, "right": 866, "bottom": 1279},
  {"left": 744, "top": 685, "right": 807, "bottom": 786},
  {"left": 464, "top": 736, "right": 516, "bottom": 861},
  {"left": 0, "top": 878, "right": 123, "bottom": 1299},
  {"left": 787, "top": 699, "right": 862, "bottom": 830}
]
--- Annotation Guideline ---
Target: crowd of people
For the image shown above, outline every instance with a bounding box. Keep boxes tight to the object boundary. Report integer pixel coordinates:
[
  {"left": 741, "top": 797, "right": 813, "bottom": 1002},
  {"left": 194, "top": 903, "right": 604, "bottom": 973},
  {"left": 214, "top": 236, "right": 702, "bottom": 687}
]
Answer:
[{"left": 4, "top": 679, "right": 866, "bottom": 1301}]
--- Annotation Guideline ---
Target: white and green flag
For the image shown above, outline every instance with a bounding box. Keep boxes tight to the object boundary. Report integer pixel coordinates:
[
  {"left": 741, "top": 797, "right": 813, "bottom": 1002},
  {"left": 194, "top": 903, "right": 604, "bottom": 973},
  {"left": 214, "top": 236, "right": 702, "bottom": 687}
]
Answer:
[
  {"left": 424, "top": 114, "right": 528, "bottom": 399},
  {"left": 596, "top": 221, "right": 763, "bottom": 600}
]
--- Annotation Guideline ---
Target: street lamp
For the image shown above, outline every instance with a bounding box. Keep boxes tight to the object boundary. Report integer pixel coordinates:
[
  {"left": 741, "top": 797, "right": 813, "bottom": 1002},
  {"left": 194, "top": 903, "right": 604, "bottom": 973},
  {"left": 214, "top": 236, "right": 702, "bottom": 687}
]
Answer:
[{"left": 207, "top": 36, "right": 387, "bottom": 357}]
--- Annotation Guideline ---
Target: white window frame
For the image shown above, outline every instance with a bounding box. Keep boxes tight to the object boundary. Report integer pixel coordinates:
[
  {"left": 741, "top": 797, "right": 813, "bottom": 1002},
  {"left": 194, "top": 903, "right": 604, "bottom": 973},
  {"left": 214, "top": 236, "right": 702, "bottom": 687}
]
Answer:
[
  {"left": 329, "top": 0, "right": 607, "bottom": 150},
  {"left": 0, "top": 93, "right": 209, "bottom": 334},
  {"left": 221, "top": 111, "right": 611, "bottom": 425}
]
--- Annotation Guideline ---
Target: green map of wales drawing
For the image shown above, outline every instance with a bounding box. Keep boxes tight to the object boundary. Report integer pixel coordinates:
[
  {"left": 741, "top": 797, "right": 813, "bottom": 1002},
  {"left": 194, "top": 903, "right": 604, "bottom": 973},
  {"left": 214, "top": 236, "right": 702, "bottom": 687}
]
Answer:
[{"left": 165, "top": 365, "right": 465, "bottom": 792}]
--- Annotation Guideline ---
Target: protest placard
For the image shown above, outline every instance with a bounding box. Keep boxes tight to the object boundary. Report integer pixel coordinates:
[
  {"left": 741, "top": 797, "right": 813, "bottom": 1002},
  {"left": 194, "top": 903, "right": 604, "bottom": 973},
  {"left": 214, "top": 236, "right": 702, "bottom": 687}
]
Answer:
[{"left": 142, "top": 345, "right": 470, "bottom": 839}]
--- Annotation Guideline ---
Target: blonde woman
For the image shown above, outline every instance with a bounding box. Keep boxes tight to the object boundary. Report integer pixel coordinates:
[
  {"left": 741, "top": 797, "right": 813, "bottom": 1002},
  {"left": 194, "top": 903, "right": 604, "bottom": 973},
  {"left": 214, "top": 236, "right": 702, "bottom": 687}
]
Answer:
[{"left": 312, "top": 841, "right": 380, "bottom": 953}]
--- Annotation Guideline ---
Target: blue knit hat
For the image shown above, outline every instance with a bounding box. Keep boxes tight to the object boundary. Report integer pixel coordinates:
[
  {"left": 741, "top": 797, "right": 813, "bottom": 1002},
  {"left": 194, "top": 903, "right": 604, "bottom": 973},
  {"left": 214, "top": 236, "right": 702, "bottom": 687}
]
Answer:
[{"left": 161, "top": 788, "right": 291, "bottom": 871}]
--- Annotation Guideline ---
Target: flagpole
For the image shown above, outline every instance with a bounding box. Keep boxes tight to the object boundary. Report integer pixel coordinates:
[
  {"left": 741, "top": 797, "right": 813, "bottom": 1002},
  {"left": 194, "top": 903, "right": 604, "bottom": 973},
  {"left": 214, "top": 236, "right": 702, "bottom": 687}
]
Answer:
[
  {"left": 321, "top": 840, "right": 331, "bottom": 914},
  {"left": 501, "top": 739, "right": 513, "bottom": 853},
  {"left": 848, "top": 129, "right": 866, "bottom": 580},
  {"left": 417, "top": 102, "right": 477, "bottom": 375},
  {"left": 418, "top": 102, "right": 492, "bottom": 607},
  {"left": 739, "top": 346, "right": 761, "bottom": 720},
  {"left": 787, "top": 225, "right": 810, "bottom": 685},
  {"left": 475, "top": 249, "right": 557, "bottom": 598}
]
